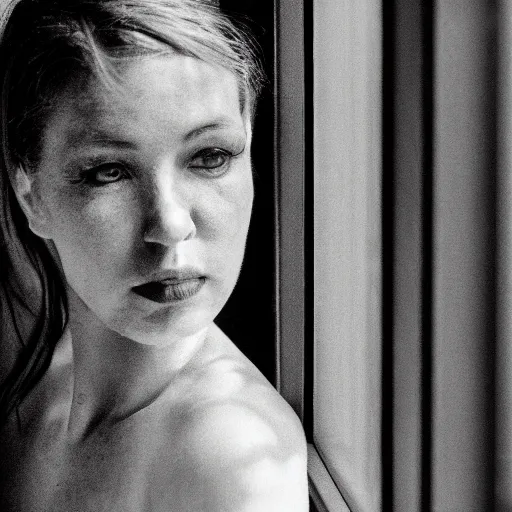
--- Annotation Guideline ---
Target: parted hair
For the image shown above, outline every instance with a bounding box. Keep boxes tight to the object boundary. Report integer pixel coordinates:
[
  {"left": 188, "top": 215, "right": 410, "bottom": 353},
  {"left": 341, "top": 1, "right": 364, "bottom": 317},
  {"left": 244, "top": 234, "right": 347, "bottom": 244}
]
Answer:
[{"left": 0, "top": 0, "right": 264, "bottom": 427}]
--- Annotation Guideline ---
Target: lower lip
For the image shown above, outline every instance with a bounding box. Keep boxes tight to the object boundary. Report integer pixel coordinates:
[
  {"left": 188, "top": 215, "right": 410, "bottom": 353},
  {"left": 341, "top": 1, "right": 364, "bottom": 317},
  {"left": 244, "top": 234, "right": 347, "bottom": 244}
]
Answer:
[{"left": 132, "top": 278, "right": 206, "bottom": 304}]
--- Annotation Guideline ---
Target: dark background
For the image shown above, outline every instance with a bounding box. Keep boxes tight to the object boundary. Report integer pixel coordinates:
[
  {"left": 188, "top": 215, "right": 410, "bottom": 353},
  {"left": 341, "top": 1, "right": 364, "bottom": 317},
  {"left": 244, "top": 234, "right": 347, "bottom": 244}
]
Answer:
[{"left": 215, "top": 1, "right": 276, "bottom": 384}]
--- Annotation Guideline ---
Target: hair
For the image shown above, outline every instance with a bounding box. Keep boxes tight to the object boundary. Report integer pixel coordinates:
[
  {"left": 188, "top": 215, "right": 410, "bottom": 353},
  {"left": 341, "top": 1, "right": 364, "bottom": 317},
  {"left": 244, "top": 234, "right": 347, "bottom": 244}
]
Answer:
[{"left": 0, "top": 0, "right": 264, "bottom": 427}]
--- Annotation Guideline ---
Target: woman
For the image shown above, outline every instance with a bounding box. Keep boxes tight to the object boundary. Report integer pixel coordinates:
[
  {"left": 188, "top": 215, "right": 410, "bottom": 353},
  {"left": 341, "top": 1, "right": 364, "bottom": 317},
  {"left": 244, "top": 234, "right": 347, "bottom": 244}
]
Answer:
[{"left": 0, "top": 0, "right": 308, "bottom": 510}]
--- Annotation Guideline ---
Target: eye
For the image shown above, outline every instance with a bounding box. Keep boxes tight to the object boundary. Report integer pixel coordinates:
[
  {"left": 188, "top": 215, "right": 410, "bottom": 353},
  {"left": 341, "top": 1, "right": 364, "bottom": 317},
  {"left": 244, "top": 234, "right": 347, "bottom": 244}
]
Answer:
[
  {"left": 81, "top": 164, "right": 131, "bottom": 186},
  {"left": 188, "top": 148, "right": 233, "bottom": 175}
]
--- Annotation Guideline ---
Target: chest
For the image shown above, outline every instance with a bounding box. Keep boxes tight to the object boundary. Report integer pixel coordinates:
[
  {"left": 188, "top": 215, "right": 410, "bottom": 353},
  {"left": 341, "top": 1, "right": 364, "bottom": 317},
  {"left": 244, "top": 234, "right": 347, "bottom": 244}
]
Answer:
[{"left": 0, "top": 417, "right": 190, "bottom": 512}]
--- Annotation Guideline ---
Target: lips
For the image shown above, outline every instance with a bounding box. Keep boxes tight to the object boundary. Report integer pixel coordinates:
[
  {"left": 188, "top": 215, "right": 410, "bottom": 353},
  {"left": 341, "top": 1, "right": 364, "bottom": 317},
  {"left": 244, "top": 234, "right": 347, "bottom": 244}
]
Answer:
[{"left": 132, "top": 270, "right": 206, "bottom": 303}]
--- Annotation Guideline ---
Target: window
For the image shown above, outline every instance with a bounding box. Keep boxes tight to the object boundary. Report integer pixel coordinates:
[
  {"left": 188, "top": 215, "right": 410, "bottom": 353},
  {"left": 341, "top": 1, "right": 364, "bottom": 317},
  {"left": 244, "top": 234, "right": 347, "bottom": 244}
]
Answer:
[
  {"left": 275, "top": 0, "right": 382, "bottom": 509},
  {"left": 311, "top": 0, "right": 382, "bottom": 510},
  {"left": 276, "top": 1, "right": 498, "bottom": 511}
]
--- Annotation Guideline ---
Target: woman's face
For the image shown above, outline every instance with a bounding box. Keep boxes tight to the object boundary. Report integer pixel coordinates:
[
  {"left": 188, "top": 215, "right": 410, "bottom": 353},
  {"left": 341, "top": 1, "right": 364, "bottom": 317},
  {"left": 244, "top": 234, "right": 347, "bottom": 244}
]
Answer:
[{"left": 29, "top": 55, "right": 254, "bottom": 346}]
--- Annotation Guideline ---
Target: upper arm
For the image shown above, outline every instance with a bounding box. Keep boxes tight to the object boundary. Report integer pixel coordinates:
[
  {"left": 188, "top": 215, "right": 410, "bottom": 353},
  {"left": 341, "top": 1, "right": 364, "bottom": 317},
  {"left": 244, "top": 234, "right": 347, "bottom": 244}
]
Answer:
[
  {"left": 231, "top": 446, "right": 309, "bottom": 512},
  {"left": 183, "top": 396, "right": 308, "bottom": 512}
]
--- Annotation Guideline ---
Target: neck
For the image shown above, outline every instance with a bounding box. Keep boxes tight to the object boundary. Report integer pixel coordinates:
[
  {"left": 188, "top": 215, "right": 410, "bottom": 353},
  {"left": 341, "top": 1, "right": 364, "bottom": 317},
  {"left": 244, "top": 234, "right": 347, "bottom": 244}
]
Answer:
[{"left": 65, "top": 287, "right": 208, "bottom": 440}]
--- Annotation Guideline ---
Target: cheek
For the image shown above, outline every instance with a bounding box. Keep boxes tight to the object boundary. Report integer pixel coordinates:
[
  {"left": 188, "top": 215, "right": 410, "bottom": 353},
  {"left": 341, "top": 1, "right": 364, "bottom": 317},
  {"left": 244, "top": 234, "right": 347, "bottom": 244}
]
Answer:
[
  {"left": 50, "top": 192, "right": 141, "bottom": 274},
  {"left": 45, "top": 167, "right": 253, "bottom": 285},
  {"left": 199, "top": 166, "right": 254, "bottom": 243}
]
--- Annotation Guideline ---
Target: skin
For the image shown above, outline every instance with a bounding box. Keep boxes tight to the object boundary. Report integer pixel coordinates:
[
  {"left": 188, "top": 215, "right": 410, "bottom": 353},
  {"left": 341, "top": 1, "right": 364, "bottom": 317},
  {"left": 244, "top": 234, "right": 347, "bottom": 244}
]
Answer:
[{"left": 0, "top": 55, "right": 308, "bottom": 511}]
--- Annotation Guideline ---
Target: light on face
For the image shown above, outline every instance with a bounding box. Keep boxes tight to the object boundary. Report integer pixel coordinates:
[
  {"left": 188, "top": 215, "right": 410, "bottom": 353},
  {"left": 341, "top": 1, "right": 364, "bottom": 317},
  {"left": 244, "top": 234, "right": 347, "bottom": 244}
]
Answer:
[{"left": 32, "top": 55, "right": 253, "bottom": 346}]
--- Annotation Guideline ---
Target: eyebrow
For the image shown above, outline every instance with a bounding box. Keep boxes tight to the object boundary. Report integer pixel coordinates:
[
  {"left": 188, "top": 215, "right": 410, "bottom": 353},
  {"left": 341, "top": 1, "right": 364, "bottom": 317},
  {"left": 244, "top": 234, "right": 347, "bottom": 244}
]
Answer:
[
  {"left": 183, "top": 120, "right": 245, "bottom": 141},
  {"left": 65, "top": 118, "right": 244, "bottom": 149},
  {"left": 65, "top": 130, "right": 138, "bottom": 150}
]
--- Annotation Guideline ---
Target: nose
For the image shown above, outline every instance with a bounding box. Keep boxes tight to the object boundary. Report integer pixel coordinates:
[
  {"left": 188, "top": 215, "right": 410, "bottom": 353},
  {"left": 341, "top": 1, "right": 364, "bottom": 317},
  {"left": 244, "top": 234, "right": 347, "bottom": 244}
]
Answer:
[{"left": 143, "top": 178, "right": 196, "bottom": 247}]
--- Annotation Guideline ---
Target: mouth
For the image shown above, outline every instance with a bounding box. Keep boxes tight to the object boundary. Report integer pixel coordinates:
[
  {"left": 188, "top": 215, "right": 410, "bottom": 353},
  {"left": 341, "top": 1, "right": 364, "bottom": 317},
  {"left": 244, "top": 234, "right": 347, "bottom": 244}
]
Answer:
[{"left": 132, "top": 271, "right": 206, "bottom": 304}]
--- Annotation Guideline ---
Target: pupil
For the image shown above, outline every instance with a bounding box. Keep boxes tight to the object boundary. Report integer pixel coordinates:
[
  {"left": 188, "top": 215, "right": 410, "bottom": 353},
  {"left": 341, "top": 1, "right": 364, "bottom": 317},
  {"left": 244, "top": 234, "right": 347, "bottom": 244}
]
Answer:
[
  {"left": 207, "top": 154, "right": 222, "bottom": 166},
  {"left": 100, "top": 168, "right": 119, "bottom": 180}
]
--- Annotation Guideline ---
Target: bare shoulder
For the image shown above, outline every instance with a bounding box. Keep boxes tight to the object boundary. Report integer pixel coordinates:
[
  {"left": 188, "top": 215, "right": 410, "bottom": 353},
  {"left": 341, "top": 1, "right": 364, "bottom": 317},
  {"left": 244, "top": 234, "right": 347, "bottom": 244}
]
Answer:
[{"left": 173, "top": 325, "right": 309, "bottom": 512}]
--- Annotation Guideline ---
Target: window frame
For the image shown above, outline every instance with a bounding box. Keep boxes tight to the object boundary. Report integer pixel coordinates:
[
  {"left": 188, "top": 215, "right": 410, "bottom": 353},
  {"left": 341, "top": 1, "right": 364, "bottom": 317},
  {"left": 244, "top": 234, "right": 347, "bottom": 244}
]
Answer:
[
  {"left": 275, "top": 1, "right": 498, "bottom": 511},
  {"left": 498, "top": 1, "right": 512, "bottom": 508},
  {"left": 274, "top": 0, "right": 383, "bottom": 509}
]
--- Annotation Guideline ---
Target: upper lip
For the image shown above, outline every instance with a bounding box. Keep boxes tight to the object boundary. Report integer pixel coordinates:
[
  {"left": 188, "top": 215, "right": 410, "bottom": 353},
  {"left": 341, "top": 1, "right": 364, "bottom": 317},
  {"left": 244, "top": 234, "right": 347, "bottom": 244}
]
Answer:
[{"left": 134, "top": 267, "right": 205, "bottom": 286}]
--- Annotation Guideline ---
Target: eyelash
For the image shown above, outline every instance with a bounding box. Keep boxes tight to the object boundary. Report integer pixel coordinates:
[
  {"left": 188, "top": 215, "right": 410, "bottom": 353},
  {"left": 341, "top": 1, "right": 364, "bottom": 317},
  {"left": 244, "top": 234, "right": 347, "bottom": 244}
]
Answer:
[
  {"left": 73, "top": 147, "right": 241, "bottom": 187},
  {"left": 76, "top": 163, "right": 130, "bottom": 187},
  {"left": 188, "top": 147, "right": 237, "bottom": 176}
]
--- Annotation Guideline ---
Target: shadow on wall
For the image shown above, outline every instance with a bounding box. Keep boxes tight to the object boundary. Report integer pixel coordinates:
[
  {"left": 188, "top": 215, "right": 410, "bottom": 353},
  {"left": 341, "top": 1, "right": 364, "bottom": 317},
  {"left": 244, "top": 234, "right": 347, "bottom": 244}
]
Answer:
[{"left": 216, "top": 0, "right": 276, "bottom": 384}]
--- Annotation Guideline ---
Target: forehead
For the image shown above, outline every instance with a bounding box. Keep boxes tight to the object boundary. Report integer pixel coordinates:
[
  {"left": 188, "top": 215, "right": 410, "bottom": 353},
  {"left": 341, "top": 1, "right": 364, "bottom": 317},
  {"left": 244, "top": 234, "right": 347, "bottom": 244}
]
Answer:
[{"left": 44, "top": 55, "right": 246, "bottom": 149}]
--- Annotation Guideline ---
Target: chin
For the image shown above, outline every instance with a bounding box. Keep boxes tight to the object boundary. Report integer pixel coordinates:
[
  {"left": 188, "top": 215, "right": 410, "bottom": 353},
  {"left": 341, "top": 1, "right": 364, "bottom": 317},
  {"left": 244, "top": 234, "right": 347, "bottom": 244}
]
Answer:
[{"left": 108, "top": 304, "right": 218, "bottom": 347}]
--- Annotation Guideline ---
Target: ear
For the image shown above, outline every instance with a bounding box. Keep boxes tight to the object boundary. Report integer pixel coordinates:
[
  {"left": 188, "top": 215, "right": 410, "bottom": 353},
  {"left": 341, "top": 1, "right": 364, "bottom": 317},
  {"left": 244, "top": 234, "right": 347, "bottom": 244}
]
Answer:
[{"left": 12, "top": 165, "right": 53, "bottom": 239}]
